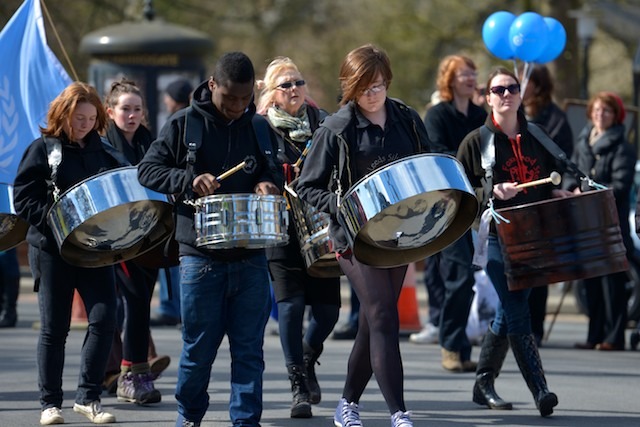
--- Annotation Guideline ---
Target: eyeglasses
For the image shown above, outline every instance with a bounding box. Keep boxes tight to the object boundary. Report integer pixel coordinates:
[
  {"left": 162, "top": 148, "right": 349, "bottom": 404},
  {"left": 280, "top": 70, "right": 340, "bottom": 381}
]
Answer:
[
  {"left": 489, "top": 84, "right": 521, "bottom": 96},
  {"left": 276, "top": 79, "right": 306, "bottom": 90},
  {"left": 456, "top": 71, "right": 478, "bottom": 79},
  {"left": 362, "top": 82, "right": 386, "bottom": 96}
]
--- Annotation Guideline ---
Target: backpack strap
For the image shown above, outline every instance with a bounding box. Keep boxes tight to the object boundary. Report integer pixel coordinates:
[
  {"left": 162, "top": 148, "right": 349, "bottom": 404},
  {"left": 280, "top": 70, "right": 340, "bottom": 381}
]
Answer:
[
  {"left": 252, "top": 114, "right": 278, "bottom": 176},
  {"left": 43, "top": 136, "right": 62, "bottom": 201}
]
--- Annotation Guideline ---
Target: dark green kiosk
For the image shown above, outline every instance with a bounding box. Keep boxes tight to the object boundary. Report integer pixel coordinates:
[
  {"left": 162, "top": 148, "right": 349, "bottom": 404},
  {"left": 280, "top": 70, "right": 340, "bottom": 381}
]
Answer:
[{"left": 80, "top": 4, "right": 212, "bottom": 136}]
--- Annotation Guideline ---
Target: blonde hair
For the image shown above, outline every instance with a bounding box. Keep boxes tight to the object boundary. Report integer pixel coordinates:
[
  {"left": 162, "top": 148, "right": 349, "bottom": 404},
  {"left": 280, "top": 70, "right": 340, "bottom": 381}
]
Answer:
[{"left": 256, "top": 57, "right": 304, "bottom": 114}]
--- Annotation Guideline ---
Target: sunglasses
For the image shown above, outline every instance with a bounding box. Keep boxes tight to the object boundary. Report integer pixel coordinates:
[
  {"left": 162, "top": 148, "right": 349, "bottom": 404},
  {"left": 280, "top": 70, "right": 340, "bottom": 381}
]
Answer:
[
  {"left": 276, "top": 79, "right": 306, "bottom": 90},
  {"left": 489, "top": 83, "right": 521, "bottom": 96}
]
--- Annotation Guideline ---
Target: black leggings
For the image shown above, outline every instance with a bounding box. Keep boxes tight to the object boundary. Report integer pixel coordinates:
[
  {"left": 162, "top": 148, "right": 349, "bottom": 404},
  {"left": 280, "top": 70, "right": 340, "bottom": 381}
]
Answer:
[{"left": 337, "top": 252, "right": 407, "bottom": 414}]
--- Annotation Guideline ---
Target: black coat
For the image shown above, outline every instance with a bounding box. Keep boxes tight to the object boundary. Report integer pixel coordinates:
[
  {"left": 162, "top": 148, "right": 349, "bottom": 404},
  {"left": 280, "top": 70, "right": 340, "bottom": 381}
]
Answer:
[
  {"left": 13, "top": 131, "right": 126, "bottom": 253},
  {"left": 564, "top": 123, "right": 635, "bottom": 253}
]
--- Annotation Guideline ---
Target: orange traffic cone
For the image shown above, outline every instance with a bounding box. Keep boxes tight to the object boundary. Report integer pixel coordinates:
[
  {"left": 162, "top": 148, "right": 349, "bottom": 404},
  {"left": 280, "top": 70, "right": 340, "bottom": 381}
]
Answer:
[
  {"left": 398, "top": 263, "right": 422, "bottom": 334},
  {"left": 71, "top": 290, "right": 88, "bottom": 329}
]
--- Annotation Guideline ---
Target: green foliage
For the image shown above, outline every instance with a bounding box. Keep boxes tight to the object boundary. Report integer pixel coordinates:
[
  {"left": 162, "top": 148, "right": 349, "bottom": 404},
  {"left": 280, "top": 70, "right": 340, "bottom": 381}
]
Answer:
[{"left": 0, "top": 0, "right": 633, "bottom": 113}]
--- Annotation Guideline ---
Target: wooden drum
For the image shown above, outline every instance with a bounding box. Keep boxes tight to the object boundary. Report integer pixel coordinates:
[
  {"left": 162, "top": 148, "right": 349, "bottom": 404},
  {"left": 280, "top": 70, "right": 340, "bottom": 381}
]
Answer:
[{"left": 495, "top": 189, "right": 629, "bottom": 291}]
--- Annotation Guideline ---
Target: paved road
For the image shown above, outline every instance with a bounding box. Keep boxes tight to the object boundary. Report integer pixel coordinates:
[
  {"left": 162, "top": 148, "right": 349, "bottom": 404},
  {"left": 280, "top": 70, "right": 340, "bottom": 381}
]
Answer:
[{"left": 1, "top": 281, "right": 639, "bottom": 426}]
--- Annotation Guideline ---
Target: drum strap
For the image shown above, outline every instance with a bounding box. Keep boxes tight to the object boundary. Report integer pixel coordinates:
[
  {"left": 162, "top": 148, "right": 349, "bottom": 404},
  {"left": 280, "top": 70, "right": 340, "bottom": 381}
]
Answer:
[
  {"left": 479, "top": 125, "right": 495, "bottom": 205},
  {"left": 43, "top": 136, "right": 62, "bottom": 201},
  {"left": 527, "top": 122, "right": 588, "bottom": 181}
]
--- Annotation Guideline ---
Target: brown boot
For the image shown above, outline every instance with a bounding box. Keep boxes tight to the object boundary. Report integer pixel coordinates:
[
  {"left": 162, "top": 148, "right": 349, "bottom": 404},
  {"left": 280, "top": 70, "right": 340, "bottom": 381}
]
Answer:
[{"left": 441, "top": 348, "right": 463, "bottom": 372}]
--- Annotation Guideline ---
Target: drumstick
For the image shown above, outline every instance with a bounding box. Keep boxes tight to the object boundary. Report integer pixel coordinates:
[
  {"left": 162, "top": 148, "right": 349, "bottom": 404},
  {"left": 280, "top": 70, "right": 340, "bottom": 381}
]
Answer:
[
  {"left": 284, "top": 182, "right": 298, "bottom": 198},
  {"left": 293, "top": 139, "right": 313, "bottom": 169},
  {"left": 515, "top": 171, "right": 561, "bottom": 189},
  {"left": 216, "top": 161, "right": 247, "bottom": 182}
]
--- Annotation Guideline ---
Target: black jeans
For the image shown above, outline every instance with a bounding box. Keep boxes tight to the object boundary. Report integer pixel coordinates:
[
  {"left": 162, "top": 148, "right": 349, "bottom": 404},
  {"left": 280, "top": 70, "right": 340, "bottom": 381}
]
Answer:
[
  {"left": 30, "top": 246, "right": 117, "bottom": 409},
  {"left": 433, "top": 231, "right": 475, "bottom": 359}
]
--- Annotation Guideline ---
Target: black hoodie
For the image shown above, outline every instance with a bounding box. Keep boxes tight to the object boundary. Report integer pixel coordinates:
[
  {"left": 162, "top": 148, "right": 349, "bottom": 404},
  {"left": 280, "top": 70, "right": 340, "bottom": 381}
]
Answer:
[{"left": 137, "top": 80, "right": 283, "bottom": 261}]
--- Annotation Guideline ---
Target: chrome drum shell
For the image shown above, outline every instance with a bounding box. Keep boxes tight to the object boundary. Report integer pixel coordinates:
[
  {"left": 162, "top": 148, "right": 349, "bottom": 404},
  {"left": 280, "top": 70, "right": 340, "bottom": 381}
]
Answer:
[
  {"left": 338, "top": 153, "right": 478, "bottom": 268},
  {"left": 47, "top": 166, "right": 174, "bottom": 267},
  {"left": 194, "top": 194, "right": 289, "bottom": 249},
  {"left": 286, "top": 181, "right": 342, "bottom": 278}
]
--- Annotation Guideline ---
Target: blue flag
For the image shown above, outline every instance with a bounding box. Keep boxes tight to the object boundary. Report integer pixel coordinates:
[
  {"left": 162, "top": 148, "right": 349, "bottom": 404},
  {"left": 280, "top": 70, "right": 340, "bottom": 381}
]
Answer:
[{"left": 0, "top": 0, "right": 72, "bottom": 184}]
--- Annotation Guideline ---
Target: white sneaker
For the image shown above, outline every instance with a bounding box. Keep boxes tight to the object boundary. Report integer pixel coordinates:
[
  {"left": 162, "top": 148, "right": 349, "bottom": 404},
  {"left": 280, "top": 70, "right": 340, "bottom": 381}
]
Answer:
[
  {"left": 40, "top": 407, "right": 64, "bottom": 425},
  {"left": 73, "top": 401, "right": 115, "bottom": 424},
  {"left": 409, "top": 323, "right": 439, "bottom": 344},
  {"left": 391, "top": 410, "right": 413, "bottom": 427}
]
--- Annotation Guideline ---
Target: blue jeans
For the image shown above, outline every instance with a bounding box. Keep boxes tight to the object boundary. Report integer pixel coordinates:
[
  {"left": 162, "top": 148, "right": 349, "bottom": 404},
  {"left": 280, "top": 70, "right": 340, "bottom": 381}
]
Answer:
[
  {"left": 485, "top": 236, "right": 531, "bottom": 336},
  {"left": 176, "top": 254, "right": 271, "bottom": 426},
  {"left": 157, "top": 266, "right": 181, "bottom": 319},
  {"left": 30, "top": 246, "right": 117, "bottom": 409}
]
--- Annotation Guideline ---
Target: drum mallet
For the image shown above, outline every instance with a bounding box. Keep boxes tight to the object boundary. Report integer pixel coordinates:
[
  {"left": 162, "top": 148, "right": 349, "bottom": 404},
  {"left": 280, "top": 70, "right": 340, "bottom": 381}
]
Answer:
[
  {"left": 217, "top": 161, "right": 247, "bottom": 182},
  {"left": 515, "top": 171, "right": 561, "bottom": 189}
]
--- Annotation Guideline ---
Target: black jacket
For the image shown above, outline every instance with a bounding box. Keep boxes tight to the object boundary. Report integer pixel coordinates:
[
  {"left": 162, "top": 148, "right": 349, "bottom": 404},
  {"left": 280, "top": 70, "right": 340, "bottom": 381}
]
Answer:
[
  {"left": 13, "top": 130, "right": 127, "bottom": 253},
  {"left": 564, "top": 123, "right": 635, "bottom": 253},
  {"left": 105, "top": 122, "right": 153, "bottom": 166},
  {"left": 296, "top": 98, "right": 430, "bottom": 253},
  {"left": 528, "top": 102, "right": 574, "bottom": 157},
  {"left": 424, "top": 100, "right": 486, "bottom": 156},
  {"left": 137, "top": 80, "right": 283, "bottom": 260}
]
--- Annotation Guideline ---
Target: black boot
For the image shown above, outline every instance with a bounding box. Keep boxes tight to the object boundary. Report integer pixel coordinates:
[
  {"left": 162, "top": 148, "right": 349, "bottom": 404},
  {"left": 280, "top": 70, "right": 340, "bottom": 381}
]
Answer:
[
  {"left": 473, "top": 330, "right": 512, "bottom": 410},
  {"left": 509, "top": 334, "right": 558, "bottom": 417},
  {"left": 0, "top": 276, "right": 19, "bottom": 328},
  {"left": 287, "top": 365, "right": 311, "bottom": 418},
  {"left": 303, "top": 341, "right": 322, "bottom": 404}
]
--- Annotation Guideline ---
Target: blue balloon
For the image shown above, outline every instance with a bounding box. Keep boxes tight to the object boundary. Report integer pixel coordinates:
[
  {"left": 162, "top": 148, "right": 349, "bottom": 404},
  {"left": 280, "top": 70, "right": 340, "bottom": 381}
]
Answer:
[
  {"left": 509, "top": 12, "right": 549, "bottom": 62},
  {"left": 482, "top": 11, "right": 516, "bottom": 60},
  {"left": 535, "top": 17, "right": 567, "bottom": 63}
]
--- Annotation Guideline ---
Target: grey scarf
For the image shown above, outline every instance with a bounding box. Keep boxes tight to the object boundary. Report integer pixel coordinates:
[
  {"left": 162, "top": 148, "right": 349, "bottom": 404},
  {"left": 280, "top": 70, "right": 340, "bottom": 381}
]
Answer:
[{"left": 267, "top": 105, "right": 312, "bottom": 142}]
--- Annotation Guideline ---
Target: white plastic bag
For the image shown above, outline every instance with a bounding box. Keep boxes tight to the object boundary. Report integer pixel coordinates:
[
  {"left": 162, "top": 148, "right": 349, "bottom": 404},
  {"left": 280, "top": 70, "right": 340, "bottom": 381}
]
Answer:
[{"left": 466, "top": 269, "right": 499, "bottom": 344}]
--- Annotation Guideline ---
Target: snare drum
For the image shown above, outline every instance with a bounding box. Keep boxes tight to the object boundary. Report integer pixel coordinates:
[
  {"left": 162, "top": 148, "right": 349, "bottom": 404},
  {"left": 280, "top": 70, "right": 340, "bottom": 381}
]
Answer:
[{"left": 194, "top": 194, "right": 289, "bottom": 249}]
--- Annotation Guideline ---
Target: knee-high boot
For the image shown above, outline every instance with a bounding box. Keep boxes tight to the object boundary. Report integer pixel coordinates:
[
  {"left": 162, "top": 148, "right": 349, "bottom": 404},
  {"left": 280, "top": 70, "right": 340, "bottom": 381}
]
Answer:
[
  {"left": 472, "top": 329, "right": 512, "bottom": 410},
  {"left": 509, "top": 334, "right": 558, "bottom": 417}
]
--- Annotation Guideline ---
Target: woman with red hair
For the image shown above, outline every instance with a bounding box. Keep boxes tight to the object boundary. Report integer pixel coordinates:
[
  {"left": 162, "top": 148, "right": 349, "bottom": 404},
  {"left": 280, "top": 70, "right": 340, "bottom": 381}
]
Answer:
[{"left": 565, "top": 91, "right": 635, "bottom": 351}]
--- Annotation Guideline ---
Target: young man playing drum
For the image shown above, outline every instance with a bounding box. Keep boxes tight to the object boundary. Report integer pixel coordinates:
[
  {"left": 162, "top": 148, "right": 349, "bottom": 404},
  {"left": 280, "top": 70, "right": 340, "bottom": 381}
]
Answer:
[{"left": 138, "top": 51, "right": 283, "bottom": 427}]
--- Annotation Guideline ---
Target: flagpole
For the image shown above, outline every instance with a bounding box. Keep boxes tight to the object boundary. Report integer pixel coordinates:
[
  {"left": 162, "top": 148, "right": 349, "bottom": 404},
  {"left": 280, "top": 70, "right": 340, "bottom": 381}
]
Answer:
[{"left": 40, "top": 0, "right": 79, "bottom": 81}]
